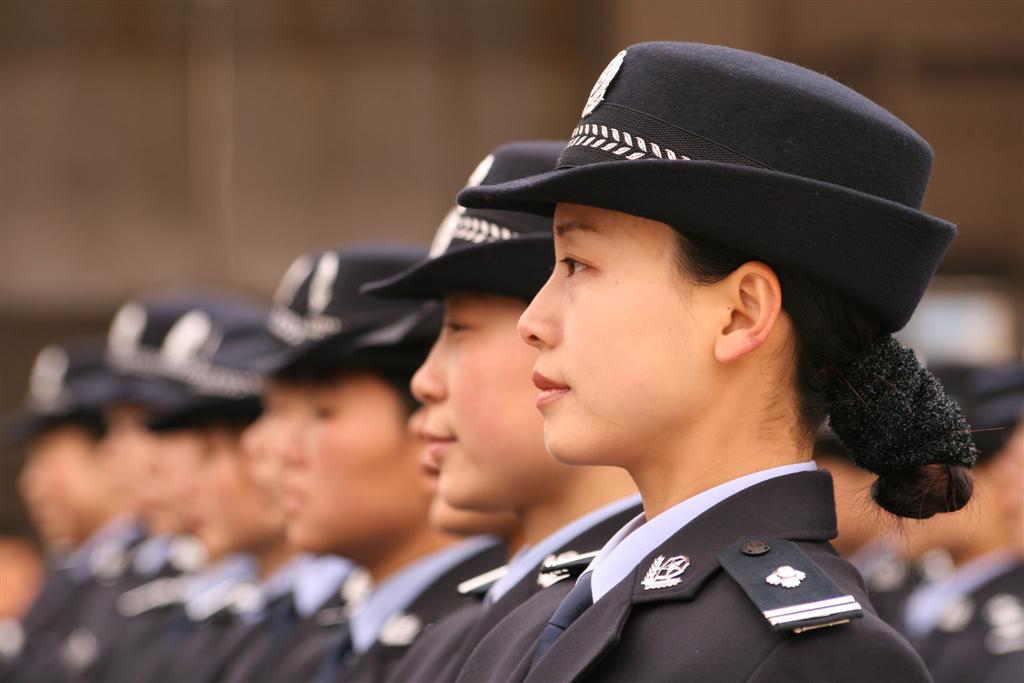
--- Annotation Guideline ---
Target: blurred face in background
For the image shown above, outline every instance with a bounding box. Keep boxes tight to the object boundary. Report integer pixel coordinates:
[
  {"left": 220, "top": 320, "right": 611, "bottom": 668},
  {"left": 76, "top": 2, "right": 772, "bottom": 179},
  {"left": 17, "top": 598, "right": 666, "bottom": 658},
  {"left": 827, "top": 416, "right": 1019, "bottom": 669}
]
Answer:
[
  {"left": 195, "top": 425, "right": 287, "bottom": 561},
  {"left": 19, "top": 424, "right": 116, "bottom": 549},
  {"left": 147, "top": 429, "right": 205, "bottom": 536},
  {"left": 410, "top": 294, "right": 573, "bottom": 516},
  {"left": 242, "top": 379, "right": 313, "bottom": 503},
  {"left": 407, "top": 406, "right": 521, "bottom": 540},
  {"left": 99, "top": 404, "right": 162, "bottom": 521},
  {"left": 283, "top": 371, "right": 429, "bottom": 565}
]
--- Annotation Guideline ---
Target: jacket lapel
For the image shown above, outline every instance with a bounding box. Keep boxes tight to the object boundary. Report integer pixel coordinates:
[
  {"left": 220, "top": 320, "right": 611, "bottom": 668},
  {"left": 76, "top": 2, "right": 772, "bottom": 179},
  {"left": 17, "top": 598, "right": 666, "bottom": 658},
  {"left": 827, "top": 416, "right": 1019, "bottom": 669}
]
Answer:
[
  {"left": 522, "top": 570, "right": 636, "bottom": 682},
  {"left": 524, "top": 471, "right": 838, "bottom": 682}
]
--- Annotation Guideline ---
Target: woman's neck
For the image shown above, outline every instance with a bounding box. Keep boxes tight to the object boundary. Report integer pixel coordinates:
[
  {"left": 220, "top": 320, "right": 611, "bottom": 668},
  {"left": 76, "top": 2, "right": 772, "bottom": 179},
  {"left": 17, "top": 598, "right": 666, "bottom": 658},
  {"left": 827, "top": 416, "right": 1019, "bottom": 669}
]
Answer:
[
  {"left": 254, "top": 538, "right": 299, "bottom": 581},
  {"left": 630, "top": 404, "right": 811, "bottom": 519},
  {"left": 517, "top": 466, "right": 637, "bottom": 545},
  {"left": 364, "top": 525, "right": 459, "bottom": 584}
]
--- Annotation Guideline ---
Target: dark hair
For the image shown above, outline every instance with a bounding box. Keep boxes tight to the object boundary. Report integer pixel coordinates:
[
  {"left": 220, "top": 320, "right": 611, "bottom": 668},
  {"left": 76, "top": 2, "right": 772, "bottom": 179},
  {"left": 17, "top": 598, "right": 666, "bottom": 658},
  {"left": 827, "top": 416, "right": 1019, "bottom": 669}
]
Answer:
[
  {"left": 274, "top": 345, "right": 423, "bottom": 417},
  {"left": 672, "top": 231, "right": 973, "bottom": 519}
]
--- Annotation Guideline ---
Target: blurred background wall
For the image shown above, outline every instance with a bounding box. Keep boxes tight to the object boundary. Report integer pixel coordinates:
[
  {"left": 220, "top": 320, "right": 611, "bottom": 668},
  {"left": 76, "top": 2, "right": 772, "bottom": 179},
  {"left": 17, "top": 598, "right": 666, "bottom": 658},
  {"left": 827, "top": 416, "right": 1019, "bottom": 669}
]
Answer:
[{"left": 1, "top": 0, "right": 1021, "bottom": 530}]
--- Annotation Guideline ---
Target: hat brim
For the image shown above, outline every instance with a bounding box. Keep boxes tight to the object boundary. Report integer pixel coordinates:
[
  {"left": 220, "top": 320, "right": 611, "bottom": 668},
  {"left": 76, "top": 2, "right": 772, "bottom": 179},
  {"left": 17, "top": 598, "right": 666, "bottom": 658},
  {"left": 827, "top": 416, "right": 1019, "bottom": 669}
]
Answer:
[
  {"left": 457, "top": 159, "right": 956, "bottom": 332},
  {"left": 362, "top": 237, "right": 554, "bottom": 302},
  {"left": 270, "top": 304, "right": 441, "bottom": 380},
  {"left": 147, "top": 396, "right": 263, "bottom": 433},
  {"left": 1, "top": 410, "right": 105, "bottom": 447}
]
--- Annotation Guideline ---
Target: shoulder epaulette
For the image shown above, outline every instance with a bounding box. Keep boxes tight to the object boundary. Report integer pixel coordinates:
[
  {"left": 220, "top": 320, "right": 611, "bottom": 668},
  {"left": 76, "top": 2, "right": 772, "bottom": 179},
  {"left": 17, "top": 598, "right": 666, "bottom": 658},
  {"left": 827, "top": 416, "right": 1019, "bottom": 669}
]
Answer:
[
  {"left": 457, "top": 565, "right": 508, "bottom": 597},
  {"left": 537, "top": 550, "right": 600, "bottom": 587},
  {"left": 718, "top": 537, "right": 863, "bottom": 634}
]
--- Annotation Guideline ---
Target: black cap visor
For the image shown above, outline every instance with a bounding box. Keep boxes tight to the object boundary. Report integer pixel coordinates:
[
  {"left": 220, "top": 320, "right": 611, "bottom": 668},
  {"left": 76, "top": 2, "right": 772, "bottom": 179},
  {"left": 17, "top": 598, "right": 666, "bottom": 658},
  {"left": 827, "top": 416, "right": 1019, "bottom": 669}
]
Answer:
[{"left": 362, "top": 236, "right": 554, "bottom": 302}]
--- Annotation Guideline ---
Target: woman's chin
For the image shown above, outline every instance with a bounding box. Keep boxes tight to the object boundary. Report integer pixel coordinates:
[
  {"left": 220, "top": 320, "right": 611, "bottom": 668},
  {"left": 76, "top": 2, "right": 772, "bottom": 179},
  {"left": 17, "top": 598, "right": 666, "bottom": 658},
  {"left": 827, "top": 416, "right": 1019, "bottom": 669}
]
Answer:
[{"left": 545, "top": 432, "right": 610, "bottom": 468}]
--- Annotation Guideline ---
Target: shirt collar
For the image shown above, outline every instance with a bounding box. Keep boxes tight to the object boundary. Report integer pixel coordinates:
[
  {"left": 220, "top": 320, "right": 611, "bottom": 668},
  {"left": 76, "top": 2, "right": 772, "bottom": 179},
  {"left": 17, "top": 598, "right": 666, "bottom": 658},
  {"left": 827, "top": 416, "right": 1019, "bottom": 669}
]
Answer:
[
  {"left": 486, "top": 494, "right": 642, "bottom": 604},
  {"left": 846, "top": 535, "right": 900, "bottom": 576},
  {"left": 131, "top": 534, "right": 174, "bottom": 577},
  {"left": 65, "top": 515, "right": 144, "bottom": 582},
  {"left": 293, "top": 555, "right": 356, "bottom": 618},
  {"left": 183, "top": 554, "right": 258, "bottom": 619},
  {"left": 349, "top": 535, "right": 498, "bottom": 653},
  {"left": 257, "top": 553, "right": 308, "bottom": 604},
  {"left": 586, "top": 462, "right": 818, "bottom": 602}
]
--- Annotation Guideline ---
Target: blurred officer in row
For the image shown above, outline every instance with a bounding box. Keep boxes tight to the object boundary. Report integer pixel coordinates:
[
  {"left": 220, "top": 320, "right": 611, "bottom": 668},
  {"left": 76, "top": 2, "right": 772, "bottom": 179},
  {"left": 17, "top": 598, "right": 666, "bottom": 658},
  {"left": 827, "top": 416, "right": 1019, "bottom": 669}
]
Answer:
[
  {"left": 100, "top": 290, "right": 276, "bottom": 683},
  {"left": 252, "top": 244, "right": 507, "bottom": 683},
  {"left": 363, "top": 140, "right": 640, "bottom": 683},
  {"left": 900, "top": 364, "right": 1024, "bottom": 683},
  {"left": 2, "top": 341, "right": 142, "bottom": 682}
]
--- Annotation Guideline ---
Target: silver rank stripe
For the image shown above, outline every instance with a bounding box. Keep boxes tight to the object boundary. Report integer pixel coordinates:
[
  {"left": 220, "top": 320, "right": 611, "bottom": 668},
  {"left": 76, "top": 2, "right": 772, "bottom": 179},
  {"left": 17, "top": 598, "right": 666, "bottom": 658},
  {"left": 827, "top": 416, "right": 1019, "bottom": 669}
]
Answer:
[{"left": 763, "top": 594, "right": 862, "bottom": 627}]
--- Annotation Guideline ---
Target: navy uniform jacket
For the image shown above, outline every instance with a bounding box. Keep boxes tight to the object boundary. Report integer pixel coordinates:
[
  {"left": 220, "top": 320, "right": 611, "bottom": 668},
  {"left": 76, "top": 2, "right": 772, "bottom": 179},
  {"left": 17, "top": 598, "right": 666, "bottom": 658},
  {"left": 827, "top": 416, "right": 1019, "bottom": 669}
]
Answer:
[
  {"left": 84, "top": 537, "right": 208, "bottom": 683},
  {"left": 386, "top": 503, "right": 643, "bottom": 683},
  {"left": 6, "top": 525, "right": 147, "bottom": 683},
  {"left": 912, "top": 561, "right": 1024, "bottom": 683},
  {"left": 336, "top": 542, "right": 507, "bottom": 683},
  {"left": 219, "top": 588, "right": 351, "bottom": 683},
  {"left": 455, "top": 471, "right": 932, "bottom": 683},
  {"left": 2, "top": 565, "right": 82, "bottom": 683}
]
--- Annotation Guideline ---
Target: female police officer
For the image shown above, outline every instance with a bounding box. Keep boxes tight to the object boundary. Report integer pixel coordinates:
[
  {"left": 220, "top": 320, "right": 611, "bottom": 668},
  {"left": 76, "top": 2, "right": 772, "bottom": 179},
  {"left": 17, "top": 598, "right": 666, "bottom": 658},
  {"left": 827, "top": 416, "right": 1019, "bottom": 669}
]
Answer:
[{"left": 451, "top": 42, "right": 976, "bottom": 682}]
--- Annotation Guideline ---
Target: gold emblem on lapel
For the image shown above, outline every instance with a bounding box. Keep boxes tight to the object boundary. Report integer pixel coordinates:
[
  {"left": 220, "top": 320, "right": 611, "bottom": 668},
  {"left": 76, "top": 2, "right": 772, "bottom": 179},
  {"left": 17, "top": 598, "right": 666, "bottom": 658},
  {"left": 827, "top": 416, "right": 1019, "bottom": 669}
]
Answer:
[
  {"left": 642, "top": 554, "right": 690, "bottom": 590},
  {"left": 766, "top": 565, "right": 806, "bottom": 589}
]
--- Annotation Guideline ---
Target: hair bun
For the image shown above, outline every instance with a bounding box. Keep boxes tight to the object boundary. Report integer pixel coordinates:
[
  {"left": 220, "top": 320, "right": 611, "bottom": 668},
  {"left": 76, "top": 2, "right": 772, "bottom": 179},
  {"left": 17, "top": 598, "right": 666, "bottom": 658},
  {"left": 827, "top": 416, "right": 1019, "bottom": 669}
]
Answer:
[
  {"left": 871, "top": 464, "right": 974, "bottom": 519},
  {"left": 824, "top": 335, "right": 978, "bottom": 475}
]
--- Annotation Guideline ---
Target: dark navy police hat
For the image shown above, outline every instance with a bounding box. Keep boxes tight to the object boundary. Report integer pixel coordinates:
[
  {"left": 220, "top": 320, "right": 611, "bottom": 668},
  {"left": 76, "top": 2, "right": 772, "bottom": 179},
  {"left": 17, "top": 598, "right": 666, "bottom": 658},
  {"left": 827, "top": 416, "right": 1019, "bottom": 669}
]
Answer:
[
  {"left": 458, "top": 42, "right": 957, "bottom": 333},
  {"left": 260, "top": 244, "right": 441, "bottom": 378},
  {"left": 940, "top": 363, "right": 1024, "bottom": 462},
  {"left": 3, "top": 341, "right": 115, "bottom": 445},
  {"left": 105, "top": 289, "right": 273, "bottom": 432},
  {"left": 363, "top": 141, "right": 565, "bottom": 302}
]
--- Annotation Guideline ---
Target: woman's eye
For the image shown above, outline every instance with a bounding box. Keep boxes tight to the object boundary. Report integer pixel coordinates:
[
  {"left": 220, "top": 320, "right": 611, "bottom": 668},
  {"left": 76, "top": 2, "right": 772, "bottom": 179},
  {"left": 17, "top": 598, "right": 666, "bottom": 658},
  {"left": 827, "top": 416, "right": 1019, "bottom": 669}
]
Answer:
[
  {"left": 313, "top": 405, "right": 333, "bottom": 420},
  {"left": 560, "top": 257, "right": 589, "bottom": 277},
  {"left": 444, "top": 321, "right": 468, "bottom": 334}
]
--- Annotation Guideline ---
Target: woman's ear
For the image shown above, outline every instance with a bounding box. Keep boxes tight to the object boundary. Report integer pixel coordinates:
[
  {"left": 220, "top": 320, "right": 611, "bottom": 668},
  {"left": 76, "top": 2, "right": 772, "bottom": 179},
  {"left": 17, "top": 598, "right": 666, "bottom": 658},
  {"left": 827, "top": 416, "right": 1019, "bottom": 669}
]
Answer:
[{"left": 713, "top": 262, "right": 783, "bottom": 363}]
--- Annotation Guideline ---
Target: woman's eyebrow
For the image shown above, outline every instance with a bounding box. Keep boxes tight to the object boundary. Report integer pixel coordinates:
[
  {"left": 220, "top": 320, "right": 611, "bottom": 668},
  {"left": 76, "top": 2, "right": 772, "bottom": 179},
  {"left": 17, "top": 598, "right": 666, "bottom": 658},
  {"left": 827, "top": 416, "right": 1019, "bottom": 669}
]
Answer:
[{"left": 553, "top": 220, "right": 598, "bottom": 237}]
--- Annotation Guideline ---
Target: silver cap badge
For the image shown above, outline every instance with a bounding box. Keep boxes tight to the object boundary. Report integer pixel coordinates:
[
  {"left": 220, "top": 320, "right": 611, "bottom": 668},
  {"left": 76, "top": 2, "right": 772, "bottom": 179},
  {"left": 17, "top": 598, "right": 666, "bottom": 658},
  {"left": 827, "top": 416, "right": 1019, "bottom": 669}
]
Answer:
[{"left": 582, "top": 49, "right": 626, "bottom": 118}]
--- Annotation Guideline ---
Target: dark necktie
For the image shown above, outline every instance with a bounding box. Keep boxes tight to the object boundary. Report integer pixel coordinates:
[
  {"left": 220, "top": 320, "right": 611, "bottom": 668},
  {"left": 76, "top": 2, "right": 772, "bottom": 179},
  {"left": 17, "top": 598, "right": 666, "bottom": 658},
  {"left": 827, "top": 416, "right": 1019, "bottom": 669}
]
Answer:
[{"left": 528, "top": 572, "right": 594, "bottom": 671}]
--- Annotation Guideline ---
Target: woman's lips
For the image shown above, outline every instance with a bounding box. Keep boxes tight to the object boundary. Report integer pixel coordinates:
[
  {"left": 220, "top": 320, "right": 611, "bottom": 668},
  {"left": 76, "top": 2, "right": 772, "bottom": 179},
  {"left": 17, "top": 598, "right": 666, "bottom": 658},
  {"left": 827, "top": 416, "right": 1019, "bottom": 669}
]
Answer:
[
  {"left": 533, "top": 370, "right": 570, "bottom": 408},
  {"left": 281, "top": 483, "right": 306, "bottom": 514},
  {"left": 421, "top": 432, "right": 455, "bottom": 472}
]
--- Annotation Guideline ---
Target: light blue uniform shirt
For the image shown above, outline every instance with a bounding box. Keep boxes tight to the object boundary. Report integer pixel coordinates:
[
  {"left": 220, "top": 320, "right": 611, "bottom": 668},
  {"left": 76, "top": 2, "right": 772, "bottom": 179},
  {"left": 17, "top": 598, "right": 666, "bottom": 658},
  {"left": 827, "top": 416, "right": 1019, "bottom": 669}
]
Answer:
[
  {"left": 485, "top": 494, "right": 642, "bottom": 604},
  {"left": 183, "top": 554, "right": 257, "bottom": 621},
  {"left": 903, "top": 548, "right": 1019, "bottom": 638},
  {"left": 237, "top": 553, "right": 309, "bottom": 623},
  {"left": 349, "top": 536, "right": 499, "bottom": 654},
  {"left": 585, "top": 462, "right": 818, "bottom": 602},
  {"left": 293, "top": 555, "right": 356, "bottom": 619},
  {"left": 131, "top": 534, "right": 173, "bottom": 577},
  {"left": 65, "top": 515, "right": 144, "bottom": 582}
]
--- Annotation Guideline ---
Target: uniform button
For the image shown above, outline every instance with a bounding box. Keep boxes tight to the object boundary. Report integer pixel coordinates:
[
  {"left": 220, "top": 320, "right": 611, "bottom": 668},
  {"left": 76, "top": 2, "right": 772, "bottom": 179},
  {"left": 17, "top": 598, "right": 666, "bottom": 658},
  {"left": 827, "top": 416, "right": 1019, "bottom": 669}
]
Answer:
[{"left": 742, "top": 540, "right": 770, "bottom": 556}]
